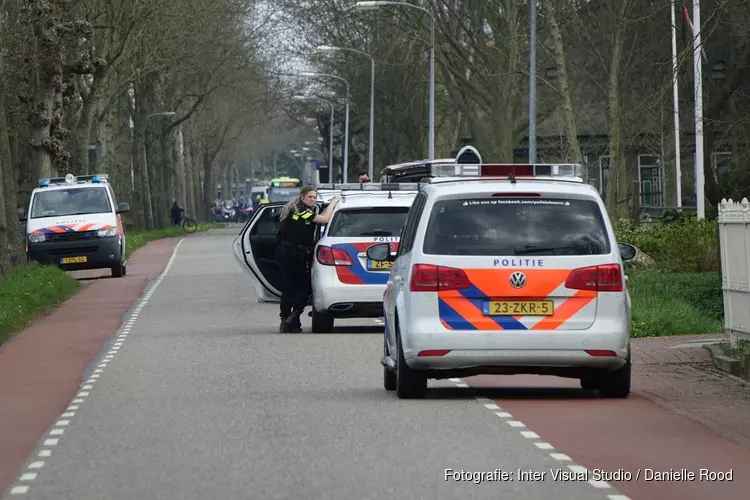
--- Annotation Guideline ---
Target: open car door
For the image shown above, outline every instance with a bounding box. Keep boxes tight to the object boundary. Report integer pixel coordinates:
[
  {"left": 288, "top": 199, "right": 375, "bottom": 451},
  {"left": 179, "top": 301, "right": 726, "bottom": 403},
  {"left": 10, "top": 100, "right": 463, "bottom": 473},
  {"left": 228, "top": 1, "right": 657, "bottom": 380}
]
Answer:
[
  {"left": 232, "top": 201, "right": 327, "bottom": 303},
  {"left": 232, "top": 202, "right": 286, "bottom": 302}
]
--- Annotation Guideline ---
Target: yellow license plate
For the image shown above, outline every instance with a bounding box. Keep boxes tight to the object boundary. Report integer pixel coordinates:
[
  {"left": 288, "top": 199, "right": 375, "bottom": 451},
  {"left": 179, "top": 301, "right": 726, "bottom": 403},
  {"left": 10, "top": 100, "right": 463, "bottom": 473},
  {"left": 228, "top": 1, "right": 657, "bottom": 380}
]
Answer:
[
  {"left": 487, "top": 300, "right": 554, "bottom": 316},
  {"left": 367, "top": 259, "right": 392, "bottom": 270},
  {"left": 61, "top": 256, "right": 87, "bottom": 264}
]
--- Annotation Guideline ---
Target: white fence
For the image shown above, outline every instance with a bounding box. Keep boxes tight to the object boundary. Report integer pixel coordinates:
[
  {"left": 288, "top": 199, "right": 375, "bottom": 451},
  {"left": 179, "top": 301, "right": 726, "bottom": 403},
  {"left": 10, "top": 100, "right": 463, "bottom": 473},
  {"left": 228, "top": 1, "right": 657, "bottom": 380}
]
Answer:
[{"left": 718, "top": 198, "right": 750, "bottom": 344}]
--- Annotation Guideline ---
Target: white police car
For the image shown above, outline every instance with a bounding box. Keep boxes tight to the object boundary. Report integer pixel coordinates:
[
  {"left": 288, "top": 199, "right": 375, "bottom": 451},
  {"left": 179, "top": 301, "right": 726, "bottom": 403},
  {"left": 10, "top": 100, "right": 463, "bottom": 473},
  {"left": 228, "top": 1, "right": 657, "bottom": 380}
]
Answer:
[
  {"left": 232, "top": 183, "right": 419, "bottom": 318},
  {"left": 310, "top": 183, "right": 419, "bottom": 332},
  {"left": 21, "top": 173, "right": 130, "bottom": 277},
  {"left": 366, "top": 156, "right": 637, "bottom": 399}
]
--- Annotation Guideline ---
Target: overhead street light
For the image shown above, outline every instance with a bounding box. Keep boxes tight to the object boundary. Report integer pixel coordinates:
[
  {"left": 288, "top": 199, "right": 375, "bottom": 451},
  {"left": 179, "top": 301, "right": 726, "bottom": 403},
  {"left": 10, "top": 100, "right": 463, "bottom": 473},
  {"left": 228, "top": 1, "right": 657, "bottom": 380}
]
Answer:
[
  {"left": 298, "top": 72, "right": 351, "bottom": 182},
  {"left": 316, "top": 44, "right": 376, "bottom": 179},
  {"left": 293, "top": 95, "right": 335, "bottom": 175},
  {"left": 352, "top": 1, "right": 435, "bottom": 161}
]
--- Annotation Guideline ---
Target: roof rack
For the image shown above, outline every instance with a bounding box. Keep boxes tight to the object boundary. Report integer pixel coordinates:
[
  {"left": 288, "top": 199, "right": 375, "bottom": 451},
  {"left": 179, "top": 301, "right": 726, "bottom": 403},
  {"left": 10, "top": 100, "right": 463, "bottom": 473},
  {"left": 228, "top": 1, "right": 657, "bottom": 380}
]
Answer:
[
  {"left": 39, "top": 173, "right": 109, "bottom": 187},
  {"left": 316, "top": 182, "right": 422, "bottom": 191}
]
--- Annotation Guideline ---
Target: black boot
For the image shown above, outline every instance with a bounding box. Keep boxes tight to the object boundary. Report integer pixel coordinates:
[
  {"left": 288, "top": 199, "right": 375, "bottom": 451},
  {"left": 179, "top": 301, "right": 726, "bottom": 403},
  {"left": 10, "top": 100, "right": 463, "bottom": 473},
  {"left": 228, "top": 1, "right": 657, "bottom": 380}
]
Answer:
[
  {"left": 279, "top": 312, "right": 292, "bottom": 333},
  {"left": 284, "top": 310, "right": 303, "bottom": 333}
]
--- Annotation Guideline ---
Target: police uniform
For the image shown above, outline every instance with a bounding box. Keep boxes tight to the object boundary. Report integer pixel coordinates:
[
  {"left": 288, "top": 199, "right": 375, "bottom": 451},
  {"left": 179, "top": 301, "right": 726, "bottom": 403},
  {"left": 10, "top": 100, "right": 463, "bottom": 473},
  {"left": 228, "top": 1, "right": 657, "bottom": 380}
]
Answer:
[{"left": 275, "top": 201, "right": 319, "bottom": 333}]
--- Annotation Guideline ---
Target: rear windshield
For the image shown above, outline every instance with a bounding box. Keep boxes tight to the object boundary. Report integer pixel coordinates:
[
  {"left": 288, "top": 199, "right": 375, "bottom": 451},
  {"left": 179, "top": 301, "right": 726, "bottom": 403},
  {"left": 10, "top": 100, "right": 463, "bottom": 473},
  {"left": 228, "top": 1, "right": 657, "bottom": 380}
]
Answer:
[
  {"left": 30, "top": 187, "right": 112, "bottom": 219},
  {"left": 326, "top": 207, "right": 410, "bottom": 238},
  {"left": 422, "top": 198, "right": 611, "bottom": 256}
]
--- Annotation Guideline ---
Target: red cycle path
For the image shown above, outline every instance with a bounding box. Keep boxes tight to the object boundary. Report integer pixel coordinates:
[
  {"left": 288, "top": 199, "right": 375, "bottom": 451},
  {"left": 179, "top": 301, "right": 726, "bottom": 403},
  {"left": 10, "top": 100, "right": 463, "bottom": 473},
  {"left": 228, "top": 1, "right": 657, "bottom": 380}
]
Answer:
[
  {"left": 466, "top": 339, "right": 750, "bottom": 500},
  {"left": 0, "top": 238, "right": 181, "bottom": 493}
]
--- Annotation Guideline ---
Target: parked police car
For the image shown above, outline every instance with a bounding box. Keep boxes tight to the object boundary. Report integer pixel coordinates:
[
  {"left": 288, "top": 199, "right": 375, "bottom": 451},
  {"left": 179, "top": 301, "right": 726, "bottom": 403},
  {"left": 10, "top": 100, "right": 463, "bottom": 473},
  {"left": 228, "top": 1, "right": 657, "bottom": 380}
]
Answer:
[
  {"left": 21, "top": 173, "right": 130, "bottom": 277},
  {"left": 310, "top": 184, "right": 418, "bottom": 332},
  {"left": 366, "top": 149, "right": 637, "bottom": 400},
  {"left": 232, "top": 183, "right": 419, "bottom": 325}
]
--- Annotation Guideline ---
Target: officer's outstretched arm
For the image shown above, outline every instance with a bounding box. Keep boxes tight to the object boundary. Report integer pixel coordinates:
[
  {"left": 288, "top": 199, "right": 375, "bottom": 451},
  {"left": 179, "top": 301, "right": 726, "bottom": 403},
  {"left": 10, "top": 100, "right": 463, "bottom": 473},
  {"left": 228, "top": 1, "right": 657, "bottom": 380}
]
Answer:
[{"left": 312, "top": 196, "right": 341, "bottom": 224}]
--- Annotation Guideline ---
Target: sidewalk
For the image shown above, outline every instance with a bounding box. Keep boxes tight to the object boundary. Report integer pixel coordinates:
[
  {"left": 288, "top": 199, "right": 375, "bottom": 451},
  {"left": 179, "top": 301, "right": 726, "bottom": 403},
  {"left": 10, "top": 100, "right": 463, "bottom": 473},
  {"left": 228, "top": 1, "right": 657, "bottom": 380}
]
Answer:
[{"left": 631, "top": 333, "right": 750, "bottom": 448}]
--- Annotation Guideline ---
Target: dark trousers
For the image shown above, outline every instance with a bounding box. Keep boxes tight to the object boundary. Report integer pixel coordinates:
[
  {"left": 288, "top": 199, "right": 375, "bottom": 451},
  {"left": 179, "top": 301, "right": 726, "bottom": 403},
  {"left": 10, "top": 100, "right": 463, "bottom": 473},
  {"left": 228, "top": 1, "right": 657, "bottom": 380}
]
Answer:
[{"left": 275, "top": 242, "right": 312, "bottom": 319}]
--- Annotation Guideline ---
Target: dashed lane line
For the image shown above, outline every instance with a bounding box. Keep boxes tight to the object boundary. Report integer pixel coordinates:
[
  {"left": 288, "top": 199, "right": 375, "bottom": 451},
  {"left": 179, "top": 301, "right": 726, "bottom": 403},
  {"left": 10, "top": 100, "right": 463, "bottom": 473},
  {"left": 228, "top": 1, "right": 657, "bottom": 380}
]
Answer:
[
  {"left": 7, "top": 239, "right": 184, "bottom": 496},
  {"left": 458, "top": 383, "right": 632, "bottom": 500}
]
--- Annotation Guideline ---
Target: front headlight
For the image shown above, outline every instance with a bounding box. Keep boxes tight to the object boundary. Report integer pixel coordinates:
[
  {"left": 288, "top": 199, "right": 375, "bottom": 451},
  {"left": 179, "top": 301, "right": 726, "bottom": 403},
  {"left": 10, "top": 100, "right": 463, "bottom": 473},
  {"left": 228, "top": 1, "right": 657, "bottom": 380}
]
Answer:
[
  {"left": 97, "top": 227, "right": 117, "bottom": 237},
  {"left": 28, "top": 233, "right": 46, "bottom": 243}
]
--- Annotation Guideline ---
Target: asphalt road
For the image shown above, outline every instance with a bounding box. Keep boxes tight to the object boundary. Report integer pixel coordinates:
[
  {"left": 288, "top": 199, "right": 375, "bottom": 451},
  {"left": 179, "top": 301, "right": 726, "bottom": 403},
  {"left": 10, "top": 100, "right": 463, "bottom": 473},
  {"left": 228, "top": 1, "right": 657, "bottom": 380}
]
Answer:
[{"left": 6, "top": 230, "right": 627, "bottom": 500}]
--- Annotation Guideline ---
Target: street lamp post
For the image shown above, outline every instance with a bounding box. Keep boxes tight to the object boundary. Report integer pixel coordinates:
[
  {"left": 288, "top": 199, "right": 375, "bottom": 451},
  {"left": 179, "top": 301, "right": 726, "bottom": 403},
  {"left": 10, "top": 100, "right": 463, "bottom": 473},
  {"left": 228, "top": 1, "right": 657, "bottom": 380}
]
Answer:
[
  {"left": 143, "top": 111, "right": 176, "bottom": 229},
  {"left": 528, "top": 0, "right": 538, "bottom": 163},
  {"left": 352, "top": 1, "right": 435, "bottom": 161},
  {"left": 316, "top": 45, "right": 376, "bottom": 179},
  {"left": 293, "top": 95, "right": 335, "bottom": 178},
  {"left": 300, "top": 72, "right": 351, "bottom": 182}
]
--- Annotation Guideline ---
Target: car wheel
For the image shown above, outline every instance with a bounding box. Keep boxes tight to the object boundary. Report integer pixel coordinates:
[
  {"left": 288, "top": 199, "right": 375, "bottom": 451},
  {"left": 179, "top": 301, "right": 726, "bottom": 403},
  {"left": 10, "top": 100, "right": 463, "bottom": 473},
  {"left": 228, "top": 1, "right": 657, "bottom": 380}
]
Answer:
[
  {"left": 598, "top": 358, "right": 631, "bottom": 398},
  {"left": 311, "top": 308, "right": 334, "bottom": 333},
  {"left": 111, "top": 262, "right": 125, "bottom": 278},
  {"left": 384, "top": 337, "right": 396, "bottom": 391},
  {"left": 395, "top": 325, "right": 427, "bottom": 399}
]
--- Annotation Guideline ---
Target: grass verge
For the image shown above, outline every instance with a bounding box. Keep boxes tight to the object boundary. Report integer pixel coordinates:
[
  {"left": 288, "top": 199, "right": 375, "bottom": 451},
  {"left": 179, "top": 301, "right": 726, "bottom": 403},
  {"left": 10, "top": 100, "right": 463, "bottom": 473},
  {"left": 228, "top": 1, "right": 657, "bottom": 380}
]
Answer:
[
  {"left": 0, "top": 222, "right": 225, "bottom": 346},
  {"left": 628, "top": 271, "right": 724, "bottom": 338},
  {"left": 0, "top": 264, "right": 81, "bottom": 346},
  {"left": 125, "top": 222, "right": 224, "bottom": 256}
]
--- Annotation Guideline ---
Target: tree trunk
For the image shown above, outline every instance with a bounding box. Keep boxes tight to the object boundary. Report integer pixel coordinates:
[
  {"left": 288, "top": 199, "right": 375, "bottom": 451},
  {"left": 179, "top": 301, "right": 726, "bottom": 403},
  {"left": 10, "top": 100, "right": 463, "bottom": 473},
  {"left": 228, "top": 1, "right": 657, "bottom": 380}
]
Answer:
[
  {"left": 202, "top": 149, "right": 213, "bottom": 221},
  {"left": 543, "top": 1, "right": 582, "bottom": 165},
  {"left": 0, "top": 61, "right": 12, "bottom": 276},
  {"left": 605, "top": 2, "right": 631, "bottom": 220}
]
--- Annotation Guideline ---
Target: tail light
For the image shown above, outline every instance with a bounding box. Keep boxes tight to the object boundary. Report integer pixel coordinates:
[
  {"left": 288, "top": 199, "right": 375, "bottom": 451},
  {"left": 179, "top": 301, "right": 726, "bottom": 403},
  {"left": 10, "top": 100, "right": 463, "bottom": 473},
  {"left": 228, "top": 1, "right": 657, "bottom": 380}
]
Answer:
[
  {"left": 316, "top": 245, "right": 353, "bottom": 266},
  {"left": 409, "top": 264, "right": 471, "bottom": 292},
  {"left": 565, "top": 264, "right": 623, "bottom": 292}
]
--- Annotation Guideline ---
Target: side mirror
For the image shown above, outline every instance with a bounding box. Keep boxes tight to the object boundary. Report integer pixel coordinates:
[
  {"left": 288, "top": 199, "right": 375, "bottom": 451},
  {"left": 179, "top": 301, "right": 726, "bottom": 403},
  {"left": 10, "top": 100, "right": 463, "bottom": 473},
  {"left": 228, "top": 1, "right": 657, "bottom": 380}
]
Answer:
[
  {"left": 116, "top": 202, "right": 130, "bottom": 214},
  {"left": 618, "top": 242, "right": 636, "bottom": 262},
  {"left": 366, "top": 242, "right": 395, "bottom": 262},
  {"left": 18, "top": 213, "right": 26, "bottom": 222}
]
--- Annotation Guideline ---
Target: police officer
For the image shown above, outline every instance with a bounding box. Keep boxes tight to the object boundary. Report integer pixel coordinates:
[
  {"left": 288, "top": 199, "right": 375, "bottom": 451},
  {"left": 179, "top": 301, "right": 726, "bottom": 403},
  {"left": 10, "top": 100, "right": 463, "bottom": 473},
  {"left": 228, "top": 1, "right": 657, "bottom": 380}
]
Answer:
[{"left": 276, "top": 186, "right": 340, "bottom": 333}]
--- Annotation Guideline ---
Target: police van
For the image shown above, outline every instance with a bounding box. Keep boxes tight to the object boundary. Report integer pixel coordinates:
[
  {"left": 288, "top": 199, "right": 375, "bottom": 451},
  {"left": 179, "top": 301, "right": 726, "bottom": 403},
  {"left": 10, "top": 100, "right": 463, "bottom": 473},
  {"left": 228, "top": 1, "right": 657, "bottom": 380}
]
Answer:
[
  {"left": 231, "top": 182, "right": 419, "bottom": 325},
  {"left": 21, "top": 173, "right": 130, "bottom": 277},
  {"left": 366, "top": 147, "right": 638, "bottom": 399}
]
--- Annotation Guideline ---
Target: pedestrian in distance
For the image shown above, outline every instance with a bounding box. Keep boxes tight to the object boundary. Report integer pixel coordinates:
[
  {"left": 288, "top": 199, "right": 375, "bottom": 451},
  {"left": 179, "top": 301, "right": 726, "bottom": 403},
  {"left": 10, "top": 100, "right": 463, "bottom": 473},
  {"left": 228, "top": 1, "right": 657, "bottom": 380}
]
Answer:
[
  {"left": 358, "top": 171, "right": 371, "bottom": 183},
  {"left": 275, "top": 186, "right": 340, "bottom": 333}
]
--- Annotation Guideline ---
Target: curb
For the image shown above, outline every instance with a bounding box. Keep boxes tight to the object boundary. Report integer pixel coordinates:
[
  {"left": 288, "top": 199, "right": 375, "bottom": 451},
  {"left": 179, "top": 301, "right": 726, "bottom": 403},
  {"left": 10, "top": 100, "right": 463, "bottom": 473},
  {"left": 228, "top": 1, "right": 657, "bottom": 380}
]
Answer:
[{"left": 703, "top": 343, "right": 750, "bottom": 382}]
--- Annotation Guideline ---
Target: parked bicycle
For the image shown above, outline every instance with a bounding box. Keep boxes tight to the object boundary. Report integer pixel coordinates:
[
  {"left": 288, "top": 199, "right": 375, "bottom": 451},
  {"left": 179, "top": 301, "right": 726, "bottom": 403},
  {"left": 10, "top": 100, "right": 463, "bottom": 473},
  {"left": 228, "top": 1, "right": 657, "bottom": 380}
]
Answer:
[{"left": 176, "top": 212, "right": 198, "bottom": 233}]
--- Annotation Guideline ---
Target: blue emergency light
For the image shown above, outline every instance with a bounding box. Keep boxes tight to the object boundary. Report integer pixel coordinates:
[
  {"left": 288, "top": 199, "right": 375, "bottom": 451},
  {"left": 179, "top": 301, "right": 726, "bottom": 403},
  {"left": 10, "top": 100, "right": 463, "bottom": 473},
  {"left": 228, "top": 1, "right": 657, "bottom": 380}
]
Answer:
[
  {"left": 92, "top": 176, "right": 101, "bottom": 183},
  {"left": 39, "top": 179, "right": 49, "bottom": 187}
]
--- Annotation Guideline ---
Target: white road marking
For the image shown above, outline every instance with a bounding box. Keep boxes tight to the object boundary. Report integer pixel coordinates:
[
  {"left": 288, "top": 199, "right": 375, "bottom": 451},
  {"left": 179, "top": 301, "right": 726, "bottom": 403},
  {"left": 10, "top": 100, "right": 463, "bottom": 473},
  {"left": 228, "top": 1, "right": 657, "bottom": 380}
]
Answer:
[
  {"left": 5, "top": 239, "right": 185, "bottom": 495},
  {"left": 452, "top": 377, "right": 628, "bottom": 498}
]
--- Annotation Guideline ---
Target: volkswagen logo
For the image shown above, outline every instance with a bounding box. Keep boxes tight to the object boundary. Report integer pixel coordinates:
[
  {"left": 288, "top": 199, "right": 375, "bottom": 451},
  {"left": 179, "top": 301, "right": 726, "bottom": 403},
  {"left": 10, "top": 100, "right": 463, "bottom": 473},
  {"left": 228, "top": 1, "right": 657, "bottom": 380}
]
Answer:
[{"left": 509, "top": 271, "right": 527, "bottom": 288}]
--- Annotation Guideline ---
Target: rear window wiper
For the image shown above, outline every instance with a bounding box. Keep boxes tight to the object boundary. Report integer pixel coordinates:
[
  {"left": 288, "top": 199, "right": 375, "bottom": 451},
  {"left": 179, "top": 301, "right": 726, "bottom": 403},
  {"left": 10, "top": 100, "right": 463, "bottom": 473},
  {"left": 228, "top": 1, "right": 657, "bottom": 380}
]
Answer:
[
  {"left": 514, "top": 245, "right": 580, "bottom": 255},
  {"left": 359, "top": 231, "right": 393, "bottom": 236}
]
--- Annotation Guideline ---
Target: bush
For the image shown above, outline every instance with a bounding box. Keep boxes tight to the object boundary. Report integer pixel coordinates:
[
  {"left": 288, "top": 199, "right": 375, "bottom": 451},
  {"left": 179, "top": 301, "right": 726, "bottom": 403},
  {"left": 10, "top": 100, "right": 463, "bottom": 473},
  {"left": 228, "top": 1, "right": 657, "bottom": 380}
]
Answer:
[
  {"left": 0, "top": 264, "right": 81, "bottom": 345},
  {"left": 613, "top": 215, "right": 719, "bottom": 273},
  {"left": 628, "top": 271, "right": 724, "bottom": 338}
]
